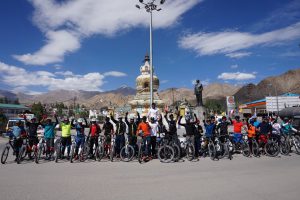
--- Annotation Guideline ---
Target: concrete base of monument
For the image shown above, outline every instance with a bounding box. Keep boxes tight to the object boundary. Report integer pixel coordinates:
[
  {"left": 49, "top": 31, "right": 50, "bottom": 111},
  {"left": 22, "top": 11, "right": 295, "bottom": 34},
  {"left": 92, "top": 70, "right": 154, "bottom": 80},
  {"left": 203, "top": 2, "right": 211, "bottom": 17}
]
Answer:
[{"left": 193, "top": 106, "right": 207, "bottom": 125}]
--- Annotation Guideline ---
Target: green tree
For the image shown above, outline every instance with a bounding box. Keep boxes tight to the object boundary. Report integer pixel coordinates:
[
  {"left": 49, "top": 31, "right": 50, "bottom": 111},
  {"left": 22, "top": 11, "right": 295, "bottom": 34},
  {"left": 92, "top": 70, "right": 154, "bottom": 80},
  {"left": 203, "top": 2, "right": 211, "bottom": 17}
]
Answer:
[
  {"left": 204, "top": 99, "right": 225, "bottom": 115},
  {"left": 31, "top": 102, "right": 44, "bottom": 120}
]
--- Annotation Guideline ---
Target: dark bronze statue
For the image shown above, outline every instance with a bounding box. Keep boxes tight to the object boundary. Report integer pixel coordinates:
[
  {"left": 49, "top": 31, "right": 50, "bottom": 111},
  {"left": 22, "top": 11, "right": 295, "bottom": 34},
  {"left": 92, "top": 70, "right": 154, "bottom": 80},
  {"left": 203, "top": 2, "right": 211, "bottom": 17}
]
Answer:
[{"left": 194, "top": 80, "right": 203, "bottom": 106}]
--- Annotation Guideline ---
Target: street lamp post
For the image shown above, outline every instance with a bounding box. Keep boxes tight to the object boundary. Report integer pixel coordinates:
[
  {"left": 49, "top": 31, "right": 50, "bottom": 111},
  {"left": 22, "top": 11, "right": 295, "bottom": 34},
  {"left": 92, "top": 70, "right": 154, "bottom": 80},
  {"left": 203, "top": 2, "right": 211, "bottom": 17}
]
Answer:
[{"left": 136, "top": 0, "right": 165, "bottom": 105}]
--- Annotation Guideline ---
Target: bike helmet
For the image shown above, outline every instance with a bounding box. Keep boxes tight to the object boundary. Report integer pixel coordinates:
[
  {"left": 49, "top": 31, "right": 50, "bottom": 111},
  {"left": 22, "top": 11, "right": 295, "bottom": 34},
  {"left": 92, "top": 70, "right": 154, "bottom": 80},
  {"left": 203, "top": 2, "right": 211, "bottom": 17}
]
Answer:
[
  {"left": 77, "top": 118, "right": 84, "bottom": 123},
  {"left": 91, "top": 118, "right": 97, "bottom": 122}
]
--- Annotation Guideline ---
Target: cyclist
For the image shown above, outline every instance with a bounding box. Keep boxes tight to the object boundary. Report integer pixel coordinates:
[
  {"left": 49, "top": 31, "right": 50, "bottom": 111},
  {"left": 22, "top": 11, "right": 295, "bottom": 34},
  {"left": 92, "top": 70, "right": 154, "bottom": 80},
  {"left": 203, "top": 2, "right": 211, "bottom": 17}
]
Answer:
[
  {"left": 281, "top": 117, "right": 298, "bottom": 135},
  {"left": 164, "top": 111, "right": 178, "bottom": 142},
  {"left": 41, "top": 115, "right": 58, "bottom": 160},
  {"left": 257, "top": 117, "right": 272, "bottom": 144},
  {"left": 230, "top": 116, "right": 245, "bottom": 144},
  {"left": 203, "top": 118, "right": 216, "bottom": 150},
  {"left": 60, "top": 117, "right": 73, "bottom": 159},
  {"left": 125, "top": 112, "right": 140, "bottom": 151},
  {"left": 178, "top": 113, "right": 198, "bottom": 146},
  {"left": 88, "top": 118, "right": 101, "bottom": 158},
  {"left": 247, "top": 119, "right": 257, "bottom": 151},
  {"left": 111, "top": 115, "right": 126, "bottom": 158},
  {"left": 73, "top": 118, "right": 88, "bottom": 160},
  {"left": 137, "top": 116, "right": 151, "bottom": 159},
  {"left": 12, "top": 120, "right": 26, "bottom": 161},
  {"left": 149, "top": 117, "right": 158, "bottom": 158},
  {"left": 270, "top": 117, "right": 281, "bottom": 142},
  {"left": 102, "top": 117, "right": 114, "bottom": 155},
  {"left": 216, "top": 116, "right": 230, "bottom": 143},
  {"left": 24, "top": 116, "right": 41, "bottom": 158}
]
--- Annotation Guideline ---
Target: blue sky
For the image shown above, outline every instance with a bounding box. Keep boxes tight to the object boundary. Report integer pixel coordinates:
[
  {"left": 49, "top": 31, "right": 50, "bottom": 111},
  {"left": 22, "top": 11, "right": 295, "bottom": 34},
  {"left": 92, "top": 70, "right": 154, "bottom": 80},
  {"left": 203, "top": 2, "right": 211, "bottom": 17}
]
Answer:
[{"left": 0, "top": 0, "right": 299, "bottom": 94}]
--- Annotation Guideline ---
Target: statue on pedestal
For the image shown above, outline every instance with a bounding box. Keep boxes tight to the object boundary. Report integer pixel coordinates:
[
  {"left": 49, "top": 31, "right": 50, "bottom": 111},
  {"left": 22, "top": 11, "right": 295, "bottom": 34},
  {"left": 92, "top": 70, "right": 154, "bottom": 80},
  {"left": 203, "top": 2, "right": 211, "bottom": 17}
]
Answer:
[{"left": 194, "top": 80, "right": 203, "bottom": 107}]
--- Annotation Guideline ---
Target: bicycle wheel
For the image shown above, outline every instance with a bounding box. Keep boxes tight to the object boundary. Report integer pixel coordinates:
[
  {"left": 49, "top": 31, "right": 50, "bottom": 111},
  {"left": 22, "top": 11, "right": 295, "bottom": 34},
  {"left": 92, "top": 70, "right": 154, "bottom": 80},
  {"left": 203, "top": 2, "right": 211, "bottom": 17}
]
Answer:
[
  {"left": 96, "top": 144, "right": 105, "bottom": 161},
  {"left": 138, "top": 144, "right": 143, "bottom": 164},
  {"left": 280, "top": 138, "right": 290, "bottom": 156},
  {"left": 185, "top": 143, "right": 195, "bottom": 161},
  {"left": 241, "top": 141, "right": 251, "bottom": 157},
  {"left": 172, "top": 144, "right": 181, "bottom": 161},
  {"left": 251, "top": 140, "right": 260, "bottom": 157},
  {"left": 110, "top": 145, "right": 114, "bottom": 162},
  {"left": 293, "top": 136, "right": 300, "bottom": 154},
  {"left": 120, "top": 145, "right": 135, "bottom": 162},
  {"left": 55, "top": 144, "right": 61, "bottom": 163},
  {"left": 37, "top": 145, "right": 43, "bottom": 162},
  {"left": 33, "top": 146, "right": 39, "bottom": 164},
  {"left": 70, "top": 145, "right": 75, "bottom": 163},
  {"left": 208, "top": 143, "right": 216, "bottom": 160},
  {"left": 158, "top": 145, "right": 174, "bottom": 163},
  {"left": 80, "top": 145, "right": 89, "bottom": 162},
  {"left": 1, "top": 146, "right": 10, "bottom": 164},
  {"left": 17, "top": 146, "right": 25, "bottom": 164},
  {"left": 264, "top": 141, "right": 279, "bottom": 157},
  {"left": 218, "top": 143, "right": 226, "bottom": 159}
]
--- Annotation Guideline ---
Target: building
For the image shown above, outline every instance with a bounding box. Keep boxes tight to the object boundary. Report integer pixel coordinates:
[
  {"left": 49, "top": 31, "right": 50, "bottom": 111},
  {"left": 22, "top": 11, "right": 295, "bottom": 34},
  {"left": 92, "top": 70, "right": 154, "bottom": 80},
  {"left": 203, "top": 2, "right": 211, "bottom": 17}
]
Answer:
[
  {"left": 129, "top": 54, "right": 164, "bottom": 115},
  {"left": 0, "top": 103, "right": 30, "bottom": 119},
  {"left": 239, "top": 93, "right": 300, "bottom": 115}
]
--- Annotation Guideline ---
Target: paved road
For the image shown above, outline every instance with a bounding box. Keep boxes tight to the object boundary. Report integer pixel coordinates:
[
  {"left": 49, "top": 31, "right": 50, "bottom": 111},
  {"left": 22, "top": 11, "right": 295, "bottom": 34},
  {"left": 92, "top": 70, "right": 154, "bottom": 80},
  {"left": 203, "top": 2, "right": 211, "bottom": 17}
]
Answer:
[{"left": 0, "top": 137, "right": 300, "bottom": 200}]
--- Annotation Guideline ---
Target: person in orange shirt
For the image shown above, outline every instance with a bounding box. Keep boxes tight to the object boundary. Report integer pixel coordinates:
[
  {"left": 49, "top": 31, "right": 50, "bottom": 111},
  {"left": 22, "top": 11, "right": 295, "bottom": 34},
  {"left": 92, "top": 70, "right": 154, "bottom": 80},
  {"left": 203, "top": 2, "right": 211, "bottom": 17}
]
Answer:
[{"left": 137, "top": 116, "right": 151, "bottom": 158}]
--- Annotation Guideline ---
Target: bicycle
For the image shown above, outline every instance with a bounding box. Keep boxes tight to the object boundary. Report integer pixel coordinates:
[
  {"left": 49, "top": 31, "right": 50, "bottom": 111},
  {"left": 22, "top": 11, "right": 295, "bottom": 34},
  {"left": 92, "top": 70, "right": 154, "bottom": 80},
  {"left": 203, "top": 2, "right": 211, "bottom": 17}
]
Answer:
[
  {"left": 230, "top": 133, "right": 251, "bottom": 157},
  {"left": 284, "top": 131, "right": 300, "bottom": 154},
  {"left": 120, "top": 135, "right": 135, "bottom": 162},
  {"left": 17, "top": 137, "right": 30, "bottom": 164},
  {"left": 217, "top": 135, "right": 233, "bottom": 160},
  {"left": 35, "top": 136, "right": 47, "bottom": 163},
  {"left": 137, "top": 134, "right": 150, "bottom": 164},
  {"left": 264, "top": 134, "right": 280, "bottom": 157},
  {"left": 95, "top": 135, "right": 105, "bottom": 161},
  {"left": 246, "top": 136, "right": 260, "bottom": 157},
  {"left": 1, "top": 138, "right": 17, "bottom": 164},
  {"left": 181, "top": 134, "right": 195, "bottom": 161},
  {"left": 157, "top": 136, "right": 175, "bottom": 163},
  {"left": 110, "top": 135, "right": 116, "bottom": 162}
]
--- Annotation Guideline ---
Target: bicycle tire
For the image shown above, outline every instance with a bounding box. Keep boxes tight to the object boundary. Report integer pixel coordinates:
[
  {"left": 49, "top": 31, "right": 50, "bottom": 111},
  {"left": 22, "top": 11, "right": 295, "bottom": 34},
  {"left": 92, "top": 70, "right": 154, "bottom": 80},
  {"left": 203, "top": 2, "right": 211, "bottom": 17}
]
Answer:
[
  {"left": 1, "top": 146, "right": 9, "bottom": 164},
  {"left": 264, "top": 141, "right": 279, "bottom": 157},
  {"left": 138, "top": 144, "right": 143, "bottom": 164},
  {"left": 17, "top": 146, "right": 25, "bottom": 164},
  {"left": 172, "top": 144, "right": 181, "bottom": 161},
  {"left": 241, "top": 141, "right": 251, "bottom": 157},
  {"left": 208, "top": 143, "right": 216, "bottom": 160},
  {"left": 110, "top": 145, "right": 114, "bottom": 162},
  {"left": 158, "top": 145, "right": 174, "bottom": 163},
  {"left": 293, "top": 136, "right": 300, "bottom": 154},
  {"left": 185, "top": 143, "right": 195, "bottom": 161},
  {"left": 37, "top": 145, "right": 43, "bottom": 162},
  {"left": 96, "top": 145, "right": 105, "bottom": 161},
  {"left": 120, "top": 145, "right": 135, "bottom": 162},
  {"left": 55, "top": 144, "right": 61, "bottom": 163},
  {"left": 80, "top": 145, "right": 89, "bottom": 162},
  {"left": 34, "top": 146, "right": 39, "bottom": 164},
  {"left": 218, "top": 143, "right": 226, "bottom": 159},
  {"left": 280, "top": 140, "right": 290, "bottom": 156},
  {"left": 251, "top": 140, "right": 260, "bottom": 157},
  {"left": 70, "top": 145, "right": 75, "bottom": 163}
]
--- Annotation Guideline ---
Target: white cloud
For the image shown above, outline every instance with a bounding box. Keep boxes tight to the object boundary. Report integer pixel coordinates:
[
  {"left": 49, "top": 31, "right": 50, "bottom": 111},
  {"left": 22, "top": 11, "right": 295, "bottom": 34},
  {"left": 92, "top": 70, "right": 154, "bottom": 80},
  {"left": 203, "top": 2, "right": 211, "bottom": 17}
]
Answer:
[
  {"left": 218, "top": 72, "right": 256, "bottom": 81},
  {"left": 226, "top": 52, "right": 252, "bottom": 58},
  {"left": 103, "top": 71, "right": 127, "bottom": 77},
  {"left": 0, "top": 61, "right": 126, "bottom": 92},
  {"left": 191, "top": 79, "right": 209, "bottom": 85},
  {"left": 230, "top": 64, "right": 239, "bottom": 69},
  {"left": 178, "top": 22, "right": 300, "bottom": 57},
  {"left": 161, "top": 80, "right": 169, "bottom": 84},
  {"left": 14, "top": 0, "right": 202, "bottom": 65}
]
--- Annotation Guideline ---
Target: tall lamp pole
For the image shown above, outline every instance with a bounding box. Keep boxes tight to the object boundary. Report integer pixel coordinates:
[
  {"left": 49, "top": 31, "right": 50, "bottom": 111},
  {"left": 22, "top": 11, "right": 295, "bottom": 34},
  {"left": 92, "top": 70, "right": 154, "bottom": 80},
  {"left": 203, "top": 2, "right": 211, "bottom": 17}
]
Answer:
[{"left": 136, "top": 0, "right": 165, "bottom": 105}]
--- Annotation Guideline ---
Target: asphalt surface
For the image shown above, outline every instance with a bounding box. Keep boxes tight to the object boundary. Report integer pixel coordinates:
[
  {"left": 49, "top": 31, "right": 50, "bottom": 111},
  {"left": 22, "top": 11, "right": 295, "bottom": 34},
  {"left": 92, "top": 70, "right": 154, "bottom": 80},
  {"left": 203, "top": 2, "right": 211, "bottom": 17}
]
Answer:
[{"left": 1, "top": 136, "right": 300, "bottom": 200}]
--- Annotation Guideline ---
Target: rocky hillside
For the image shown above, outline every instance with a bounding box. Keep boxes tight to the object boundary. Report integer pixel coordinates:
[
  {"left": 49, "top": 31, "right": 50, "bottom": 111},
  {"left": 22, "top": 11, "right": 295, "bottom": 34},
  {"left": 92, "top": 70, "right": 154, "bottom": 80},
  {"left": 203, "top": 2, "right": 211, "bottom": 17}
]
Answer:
[{"left": 234, "top": 68, "right": 300, "bottom": 104}]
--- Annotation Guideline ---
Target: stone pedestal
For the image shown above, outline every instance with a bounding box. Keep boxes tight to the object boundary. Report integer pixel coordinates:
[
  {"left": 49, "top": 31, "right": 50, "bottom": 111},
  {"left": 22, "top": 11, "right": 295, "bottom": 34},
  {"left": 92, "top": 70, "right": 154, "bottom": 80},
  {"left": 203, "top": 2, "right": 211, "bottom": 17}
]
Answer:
[{"left": 193, "top": 106, "right": 207, "bottom": 126}]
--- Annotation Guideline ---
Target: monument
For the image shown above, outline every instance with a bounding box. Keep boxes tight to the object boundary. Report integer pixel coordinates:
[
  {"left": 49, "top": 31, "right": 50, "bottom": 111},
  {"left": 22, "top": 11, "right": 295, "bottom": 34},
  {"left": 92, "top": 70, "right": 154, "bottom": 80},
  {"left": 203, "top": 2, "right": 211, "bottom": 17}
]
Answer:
[
  {"left": 193, "top": 80, "right": 207, "bottom": 122},
  {"left": 129, "top": 54, "right": 164, "bottom": 115}
]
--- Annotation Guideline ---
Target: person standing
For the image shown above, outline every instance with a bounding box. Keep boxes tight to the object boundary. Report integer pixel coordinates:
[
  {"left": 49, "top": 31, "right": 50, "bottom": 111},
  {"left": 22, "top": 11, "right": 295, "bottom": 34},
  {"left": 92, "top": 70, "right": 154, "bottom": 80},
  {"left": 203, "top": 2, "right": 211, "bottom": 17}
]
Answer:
[
  {"left": 60, "top": 117, "right": 73, "bottom": 159},
  {"left": 24, "top": 116, "right": 41, "bottom": 156},
  {"left": 88, "top": 118, "right": 101, "bottom": 158},
  {"left": 111, "top": 115, "right": 126, "bottom": 157},
  {"left": 125, "top": 112, "right": 140, "bottom": 151},
  {"left": 194, "top": 80, "right": 203, "bottom": 106},
  {"left": 137, "top": 116, "right": 151, "bottom": 159},
  {"left": 147, "top": 103, "right": 159, "bottom": 121},
  {"left": 73, "top": 118, "right": 88, "bottom": 160},
  {"left": 41, "top": 115, "right": 58, "bottom": 160},
  {"left": 178, "top": 114, "right": 198, "bottom": 148},
  {"left": 11, "top": 120, "right": 26, "bottom": 161},
  {"left": 149, "top": 117, "right": 158, "bottom": 158},
  {"left": 164, "top": 111, "right": 178, "bottom": 143}
]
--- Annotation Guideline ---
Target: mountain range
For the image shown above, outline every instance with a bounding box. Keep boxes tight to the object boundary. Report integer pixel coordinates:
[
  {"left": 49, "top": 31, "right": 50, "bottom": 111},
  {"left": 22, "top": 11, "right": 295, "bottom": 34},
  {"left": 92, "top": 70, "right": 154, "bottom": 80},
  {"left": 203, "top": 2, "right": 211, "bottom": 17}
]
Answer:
[{"left": 1, "top": 68, "right": 299, "bottom": 108}]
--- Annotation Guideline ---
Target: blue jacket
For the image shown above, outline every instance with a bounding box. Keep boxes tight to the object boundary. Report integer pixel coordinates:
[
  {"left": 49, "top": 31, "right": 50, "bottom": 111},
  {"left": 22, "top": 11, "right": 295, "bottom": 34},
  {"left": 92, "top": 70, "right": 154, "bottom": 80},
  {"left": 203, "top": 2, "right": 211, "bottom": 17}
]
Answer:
[{"left": 205, "top": 123, "right": 215, "bottom": 137}]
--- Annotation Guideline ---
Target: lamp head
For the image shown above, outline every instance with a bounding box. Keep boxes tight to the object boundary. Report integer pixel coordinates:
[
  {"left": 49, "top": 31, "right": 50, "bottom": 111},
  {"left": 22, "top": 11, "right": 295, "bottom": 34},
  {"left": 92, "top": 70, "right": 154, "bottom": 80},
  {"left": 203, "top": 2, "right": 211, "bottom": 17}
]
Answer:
[
  {"left": 136, "top": 5, "right": 141, "bottom": 9},
  {"left": 160, "top": 0, "right": 166, "bottom": 4},
  {"left": 139, "top": 0, "right": 144, "bottom": 3}
]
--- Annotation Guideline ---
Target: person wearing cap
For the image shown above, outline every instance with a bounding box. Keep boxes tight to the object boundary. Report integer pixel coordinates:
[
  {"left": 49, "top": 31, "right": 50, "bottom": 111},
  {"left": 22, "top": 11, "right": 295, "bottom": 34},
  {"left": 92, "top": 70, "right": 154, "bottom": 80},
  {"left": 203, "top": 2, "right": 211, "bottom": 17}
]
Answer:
[
  {"left": 24, "top": 115, "right": 41, "bottom": 156},
  {"left": 41, "top": 115, "right": 58, "bottom": 160},
  {"left": 137, "top": 116, "right": 151, "bottom": 158},
  {"left": 73, "top": 118, "right": 88, "bottom": 160},
  {"left": 178, "top": 113, "right": 198, "bottom": 148},
  {"left": 147, "top": 103, "right": 160, "bottom": 122},
  {"left": 88, "top": 118, "right": 101, "bottom": 158},
  {"left": 164, "top": 111, "right": 178, "bottom": 142},
  {"left": 111, "top": 114, "right": 126, "bottom": 157},
  {"left": 60, "top": 117, "right": 74, "bottom": 159},
  {"left": 11, "top": 120, "right": 26, "bottom": 161},
  {"left": 125, "top": 112, "right": 140, "bottom": 151}
]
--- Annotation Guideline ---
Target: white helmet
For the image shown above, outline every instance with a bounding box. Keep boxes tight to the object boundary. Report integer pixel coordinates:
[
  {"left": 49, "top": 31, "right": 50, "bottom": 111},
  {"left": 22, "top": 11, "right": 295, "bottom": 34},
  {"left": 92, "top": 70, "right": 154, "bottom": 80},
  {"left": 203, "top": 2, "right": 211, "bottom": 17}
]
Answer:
[
  {"left": 91, "top": 118, "right": 97, "bottom": 122},
  {"left": 77, "top": 118, "right": 84, "bottom": 123}
]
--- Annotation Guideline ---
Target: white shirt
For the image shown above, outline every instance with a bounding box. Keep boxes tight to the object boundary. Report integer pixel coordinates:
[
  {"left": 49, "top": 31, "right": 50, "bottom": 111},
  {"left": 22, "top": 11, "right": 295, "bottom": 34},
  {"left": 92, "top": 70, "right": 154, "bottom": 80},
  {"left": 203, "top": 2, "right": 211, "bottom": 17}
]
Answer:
[
  {"left": 272, "top": 123, "right": 281, "bottom": 134},
  {"left": 149, "top": 122, "right": 158, "bottom": 137},
  {"left": 147, "top": 108, "right": 159, "bottom": 121}
]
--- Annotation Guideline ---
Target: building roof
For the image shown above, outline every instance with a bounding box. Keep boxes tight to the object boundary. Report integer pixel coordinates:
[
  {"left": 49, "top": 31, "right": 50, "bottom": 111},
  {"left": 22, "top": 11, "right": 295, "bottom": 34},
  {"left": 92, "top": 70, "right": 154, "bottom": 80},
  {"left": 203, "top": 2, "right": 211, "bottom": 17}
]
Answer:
[
  {"left": 0, "top": 103, "right": 29, "bottom": 109},
  {"left": 245, "top": 98, "right": 266, "bottom": 105},
  {"left": 281, "top": 93, "right": 300, "bottom": 97}
]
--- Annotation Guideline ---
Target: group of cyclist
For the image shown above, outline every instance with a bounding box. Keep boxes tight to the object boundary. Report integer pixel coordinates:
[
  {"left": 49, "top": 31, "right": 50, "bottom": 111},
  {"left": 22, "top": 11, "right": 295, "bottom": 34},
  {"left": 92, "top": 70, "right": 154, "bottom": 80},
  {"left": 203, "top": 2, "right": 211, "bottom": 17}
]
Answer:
[{"left": 7, "top": 102, "right": 300, "bottom": 163}]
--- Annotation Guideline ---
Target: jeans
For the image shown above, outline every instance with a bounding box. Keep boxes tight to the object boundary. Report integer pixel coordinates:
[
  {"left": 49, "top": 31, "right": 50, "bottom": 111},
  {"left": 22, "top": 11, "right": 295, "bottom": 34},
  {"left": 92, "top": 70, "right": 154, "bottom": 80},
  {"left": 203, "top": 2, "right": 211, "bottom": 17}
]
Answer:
[
  {"left": 75, "top": 136, "right": 85, "bottom": 155},
  {"left": 151, "top": 136, "right": 157, "bottom": 157},
  {"left": 115, "top": 134, "right": 125, "bottom": 155},
  {"left": 45, "top": 138, "right": 54, "bottom": 155},
  {"left": 143, "top": 136, "right": 151, "bottom": 156},
  {"left": 13, "top": 138, "right": 23, "bottom": 159},
  {"left": 89, "top": 136, "right": 98, "bottom": 155},
  {"left": 194, "top": 135, "right": 201, "bottom": 157},
  {"left": 61, "top": 136, "right": 71, "bottom": 157},
  {"left": 233, "top": 133, "right": 243, "bottom": 144}
]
